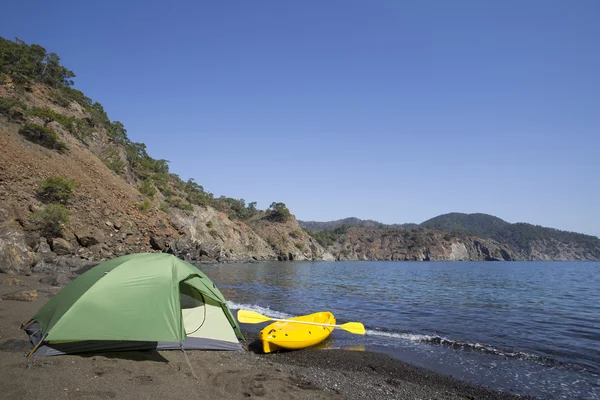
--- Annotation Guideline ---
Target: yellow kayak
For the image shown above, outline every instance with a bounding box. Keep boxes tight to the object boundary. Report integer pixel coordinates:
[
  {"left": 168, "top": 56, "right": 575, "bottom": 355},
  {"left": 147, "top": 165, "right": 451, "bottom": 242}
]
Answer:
[{"left": 259, "top": 312, "right": 336, "bottom": 353}]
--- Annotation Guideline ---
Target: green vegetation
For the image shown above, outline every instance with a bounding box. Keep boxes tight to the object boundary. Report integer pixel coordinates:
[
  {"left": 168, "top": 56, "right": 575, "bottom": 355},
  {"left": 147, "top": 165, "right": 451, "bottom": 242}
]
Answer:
[
  {"left": 36, "top": 176, "right": 78, "bottom": 204},
  {"left": 25, "top": 107, "right": 94, "bottom": 141},
  {"left": 294, "top": 242, "right": 305, "bottom": 250},
  {"left": 205, "top": 220, "right": 213, "bottom": 228},
  {"left": 165, "top": 196, "right": 194, "bottom": 211},
  {"left": 159, "top": 202, "right": 170, "bottom": 213},
  {"left": 0, "top": 37, "right": 75, "bottom": 87},
  {"left": 30, "top": 203, "right": 71, "bottom": 237},
  {"left": 138, "top": 199, "right": 151, "bottom": 212},
  {"left": 0, "top": 97, "right": 27, "bottom": 120},
  {"left": 139, "top": 179, "right": 156, "bottom": 199},
  {"left": 217, "top": 197, "right": 258, "bottom": 220},
  {"left": 19, "top": 123, "right": 66, "bottom": 151},
  {"left": 1, "top": 37, "right": 277, "bottom": 221},
  {"left": 421, "top": 213, "right": 600, "bottom": 251},
  {"left": 26, "top": 107, "right": 74, "bottom": 128},
  {"left": 268, "top": 202, "right": 291, "bottom": 222},
  {"left": 102, "top": 147, "right": 125, "bottom": 174},
  {"left": 305, "top": 225, "right": 350, "bottom": 247}
]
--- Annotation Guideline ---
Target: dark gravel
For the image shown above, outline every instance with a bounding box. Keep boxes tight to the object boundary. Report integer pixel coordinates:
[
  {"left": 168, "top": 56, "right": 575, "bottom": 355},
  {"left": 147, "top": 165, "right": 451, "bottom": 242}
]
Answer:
[{"left": 244, "top": 330, "right": 531, "bottom": 400}]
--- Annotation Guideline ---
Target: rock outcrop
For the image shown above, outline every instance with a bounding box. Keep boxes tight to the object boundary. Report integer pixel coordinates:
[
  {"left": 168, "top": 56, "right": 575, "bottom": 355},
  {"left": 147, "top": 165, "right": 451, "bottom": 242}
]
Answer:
[
  {"left": 0, "top": 220, "right": 37, "bottom": 275},
  {"left": 328, "top": 228, "right": 514, "bottom": 261}
]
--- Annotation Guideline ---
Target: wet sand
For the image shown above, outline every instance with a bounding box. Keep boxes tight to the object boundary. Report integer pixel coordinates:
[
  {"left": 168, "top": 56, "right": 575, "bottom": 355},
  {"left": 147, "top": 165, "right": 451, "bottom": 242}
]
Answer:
[{"left": 0, "top": 273, "right": 527, "bottom": 399}]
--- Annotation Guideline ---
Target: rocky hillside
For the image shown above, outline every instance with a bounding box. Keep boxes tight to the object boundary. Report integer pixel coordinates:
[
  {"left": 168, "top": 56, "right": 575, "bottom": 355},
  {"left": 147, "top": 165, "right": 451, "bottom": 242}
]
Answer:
[
  {"left": 0, "top": 37, "right": 332, "bottom": 276},
  {"left": 307, "top": 226, "right": 513, "bottom": 261},
  {"left": 421, "top": 213, "right": 600, "bottom": 260},
  {"left": 300, "top": 214, "right": 600, "bottom": 261}
]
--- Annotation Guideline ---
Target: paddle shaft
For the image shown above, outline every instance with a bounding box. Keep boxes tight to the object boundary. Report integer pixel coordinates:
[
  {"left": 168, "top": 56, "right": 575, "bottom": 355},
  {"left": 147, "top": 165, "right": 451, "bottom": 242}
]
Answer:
[{"left": 268, "top": 318, "right": 341, "bottom": 329}]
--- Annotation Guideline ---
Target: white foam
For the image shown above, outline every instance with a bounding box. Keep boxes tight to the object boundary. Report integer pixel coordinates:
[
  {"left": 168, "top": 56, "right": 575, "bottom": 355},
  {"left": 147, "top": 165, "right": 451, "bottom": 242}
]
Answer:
[
  {"left": 227, "top": 301, "right": 292, "bottom": 319},
  {"left": 366, "top": 329, "right": 543, "bottom": 361},
  {"left": 366, "top": 329, "right": 438, "bottom": 342}
]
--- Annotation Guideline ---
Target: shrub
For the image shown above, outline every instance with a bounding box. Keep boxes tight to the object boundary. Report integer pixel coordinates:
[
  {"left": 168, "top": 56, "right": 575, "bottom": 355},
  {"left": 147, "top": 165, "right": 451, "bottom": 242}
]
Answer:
[
  {"left": 0, "top": 97, "right": 26, "bottom": 120},
  {"left": 295, "top": 242, "right": 305, "bottom": 250},
  {"left": 268, "top": 202, "right": 291, "bottom": 222},
  {"left": 19, "top": 123, "right": 66, "bottom": 151},
  {"left": 206, "top": 220, "right": 213, "bottom": 228},
  {"left": 102, "top": 147, "right": 125, "bottom": 174},
  {"left": 26, "top": 107, "right": 75, "bottom": 131},
  {"left": 139, "top": 179, "right": 156, "bottom": 199},
  {"left": 30, "top": 203, "right": 71, "bottom": 237},
  {"left": 289, "top": 230, "right": 302, "bottom": 239},
  {"left": 138, "top": 199, "right": 151, "bottom": 212},
  {"left": 159, "top": 202, "right": 170, "bottom": 213},
  {"left": 71, "top": 118, "right": 94, "bottom": 141},
  {"left": 165, "top": 196, "right": 194, "bottom": 211},
  {"left": 36, "top": 176, "right": 78, "bottom": 204}
]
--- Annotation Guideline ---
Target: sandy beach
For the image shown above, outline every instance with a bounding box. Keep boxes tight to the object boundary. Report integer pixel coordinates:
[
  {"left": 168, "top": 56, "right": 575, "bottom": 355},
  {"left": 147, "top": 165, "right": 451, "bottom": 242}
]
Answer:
[{"left": 0, "top": 273, "right": 526, "bottom": 400}]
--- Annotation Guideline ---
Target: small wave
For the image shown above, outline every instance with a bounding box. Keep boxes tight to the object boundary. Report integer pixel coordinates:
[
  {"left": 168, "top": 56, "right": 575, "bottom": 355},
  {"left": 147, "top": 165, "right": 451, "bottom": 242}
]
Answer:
[
  {"left": 227, "top": 301, "right": 292, "bottom": 319},
  {"left": 366, "top": 329, "right": 557, "bottom": 364}
]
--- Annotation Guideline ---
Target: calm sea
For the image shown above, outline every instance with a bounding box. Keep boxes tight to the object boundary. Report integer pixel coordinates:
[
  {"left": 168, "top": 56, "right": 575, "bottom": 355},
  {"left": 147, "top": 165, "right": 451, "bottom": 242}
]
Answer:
[{"left": 200, "top": 261, "right": 600, "bottom": 400}]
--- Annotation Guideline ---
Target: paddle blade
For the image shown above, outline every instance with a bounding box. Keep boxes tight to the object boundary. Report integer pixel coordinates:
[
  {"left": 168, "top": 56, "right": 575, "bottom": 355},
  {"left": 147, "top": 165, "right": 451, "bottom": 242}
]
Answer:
[
  {"left": 339, "top": 322, "right": 366, "bottom": 335},
  {"left": 237, "top": 310, "right": 272, "bottom": 324}
]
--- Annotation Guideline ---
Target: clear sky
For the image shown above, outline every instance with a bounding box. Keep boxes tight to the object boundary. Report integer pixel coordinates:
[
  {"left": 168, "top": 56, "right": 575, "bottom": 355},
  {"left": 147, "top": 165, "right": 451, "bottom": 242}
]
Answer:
[{"left": 3, "top": 1, "right": 599, "bottom": 236}]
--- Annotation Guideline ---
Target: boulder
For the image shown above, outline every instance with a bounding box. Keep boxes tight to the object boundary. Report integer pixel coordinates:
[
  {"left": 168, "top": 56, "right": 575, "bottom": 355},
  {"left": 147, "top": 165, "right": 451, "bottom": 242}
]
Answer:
[
  {"left": 75, "top": 228, "right": 105, "bottom": 247},
  {"left": 2, "top": 289, "right": 38, "bottom": 302},
  {"left": 150, "top": 236, "right": 166, "bottom": 251},
  {"left": 37, "top": 239, "right": 52, "bottom": 254},
  {"left": 32, "top": 260, "right": 56, "bottom": 274},
  {"left": 24, "top": 233, "right": 42, "bottom": 251},
  {"left": 39, "top": 273, "right": 69, "bottom": 287},
  {"left": 51, "top": 238, "right": 73, "bottom": 255},
  {"left": 88, "top": 243, "right": 113, "bottom": 259},
  {"left": 55, "top": 255, "right": 99, "bottom": 271},
  {"left": 0, "top": 221, "right": 37, "bottom": 275}
]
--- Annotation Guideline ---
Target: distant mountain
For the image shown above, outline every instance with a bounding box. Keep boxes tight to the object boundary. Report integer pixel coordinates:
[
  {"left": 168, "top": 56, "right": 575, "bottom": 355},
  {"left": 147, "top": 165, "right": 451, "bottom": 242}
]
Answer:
[
  {"left": 300, "top": 213, "right": 600, "bottom": 261},
  {"left": 420, "top": 213, "right": 600, "bottom": 260},
  {"left": 299, "top": 217, "right": 417, "bottom": 232}
]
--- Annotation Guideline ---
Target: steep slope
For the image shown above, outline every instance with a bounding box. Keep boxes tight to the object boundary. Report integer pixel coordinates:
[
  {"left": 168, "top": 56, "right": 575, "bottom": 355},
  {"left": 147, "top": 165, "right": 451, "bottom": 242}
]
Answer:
[{"left": 0, "top": 37, "right": 330, "bottom": 274}]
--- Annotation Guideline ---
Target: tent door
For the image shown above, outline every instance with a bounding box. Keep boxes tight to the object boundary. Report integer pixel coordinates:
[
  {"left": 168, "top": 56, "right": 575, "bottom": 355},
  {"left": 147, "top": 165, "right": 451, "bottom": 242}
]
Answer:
[{"left": 180, "top": 283, "right": 207, "bottom": 335}]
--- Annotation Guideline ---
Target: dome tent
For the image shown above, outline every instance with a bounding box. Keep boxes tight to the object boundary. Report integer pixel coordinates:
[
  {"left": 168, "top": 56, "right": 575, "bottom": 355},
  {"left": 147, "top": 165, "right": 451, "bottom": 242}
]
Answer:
[{"left": 23, "top": 253, "right": 244, "bottom": 356}]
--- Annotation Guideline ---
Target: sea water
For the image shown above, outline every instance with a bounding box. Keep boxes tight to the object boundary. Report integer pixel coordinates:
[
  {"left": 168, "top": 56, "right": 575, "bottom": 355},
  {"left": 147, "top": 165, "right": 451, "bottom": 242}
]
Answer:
[{"left": 200, "top": 261, "right": 600, "bottom": 399}]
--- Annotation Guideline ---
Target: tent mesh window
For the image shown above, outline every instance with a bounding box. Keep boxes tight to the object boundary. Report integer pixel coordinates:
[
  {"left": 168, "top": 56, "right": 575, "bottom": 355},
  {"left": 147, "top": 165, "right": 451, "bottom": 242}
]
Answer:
[{"left": 179, "top": 283, "right": 205, "bottom": 309}]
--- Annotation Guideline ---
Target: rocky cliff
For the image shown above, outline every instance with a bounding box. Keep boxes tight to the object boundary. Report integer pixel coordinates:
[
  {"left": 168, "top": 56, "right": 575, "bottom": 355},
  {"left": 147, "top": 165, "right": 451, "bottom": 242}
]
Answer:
[{"left": 328, "top": 228, "right": 514, "bottom": 261}]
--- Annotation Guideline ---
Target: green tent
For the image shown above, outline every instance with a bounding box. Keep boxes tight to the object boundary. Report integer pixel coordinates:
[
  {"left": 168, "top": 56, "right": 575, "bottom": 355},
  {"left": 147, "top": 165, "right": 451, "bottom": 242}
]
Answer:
[{"left": 24, "top": 253, "right": 244, "bottom": 356}]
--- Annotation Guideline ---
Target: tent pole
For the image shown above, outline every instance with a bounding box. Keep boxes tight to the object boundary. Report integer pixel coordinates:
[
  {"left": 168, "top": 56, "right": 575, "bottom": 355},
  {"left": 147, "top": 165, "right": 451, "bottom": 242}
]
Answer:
[{"left": 27, "top": 334, "right": 46, "bottom": 359}]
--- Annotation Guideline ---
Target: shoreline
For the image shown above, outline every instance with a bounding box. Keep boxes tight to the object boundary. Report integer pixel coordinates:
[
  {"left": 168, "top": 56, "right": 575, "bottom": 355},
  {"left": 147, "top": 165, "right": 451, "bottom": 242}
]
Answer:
[{"left": 0, "top": 273, "right": 528, "bottom": 399}]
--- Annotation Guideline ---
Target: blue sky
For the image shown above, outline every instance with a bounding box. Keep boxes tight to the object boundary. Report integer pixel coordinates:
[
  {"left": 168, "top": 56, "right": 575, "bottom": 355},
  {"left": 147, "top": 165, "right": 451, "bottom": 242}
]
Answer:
[{"left": 3, "top": 1, "right": 599, "bottom": 236}]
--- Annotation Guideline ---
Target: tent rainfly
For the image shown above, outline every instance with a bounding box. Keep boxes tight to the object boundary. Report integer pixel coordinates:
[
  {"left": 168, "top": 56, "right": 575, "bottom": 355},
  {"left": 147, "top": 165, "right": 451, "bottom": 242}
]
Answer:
[{"left": 23, "top": 253, "right": 244, "bottom": 357}]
